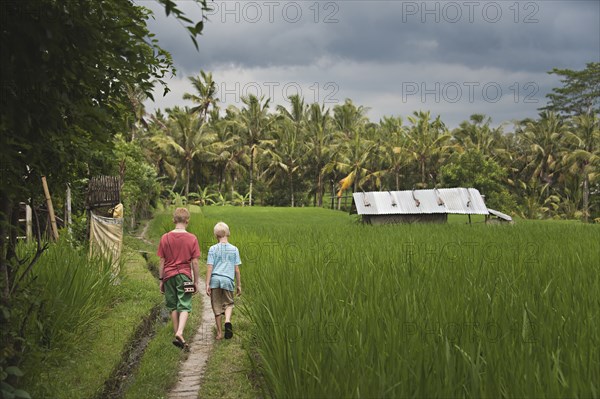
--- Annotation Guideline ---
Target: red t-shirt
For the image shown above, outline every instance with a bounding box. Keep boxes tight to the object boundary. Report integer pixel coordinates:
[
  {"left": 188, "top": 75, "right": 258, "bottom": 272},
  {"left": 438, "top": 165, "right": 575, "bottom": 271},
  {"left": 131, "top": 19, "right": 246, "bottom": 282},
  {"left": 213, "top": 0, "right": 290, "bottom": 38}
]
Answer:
[{"left": 157, "top": 231, "right": 201, "bottom": 281}]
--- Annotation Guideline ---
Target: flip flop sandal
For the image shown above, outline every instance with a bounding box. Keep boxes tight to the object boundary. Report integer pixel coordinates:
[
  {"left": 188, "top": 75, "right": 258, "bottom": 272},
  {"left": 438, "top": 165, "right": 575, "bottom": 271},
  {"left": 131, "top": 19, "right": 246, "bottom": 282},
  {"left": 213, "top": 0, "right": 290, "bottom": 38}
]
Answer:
[
  {"left": 172, "top": 339, "right": 184, "bottom": 349},
  {"left": 224, "top": 322, "right": 233, "bottom": 339},
  {"left": 173, "top": 335, "right": 186, "bottom": 349}
]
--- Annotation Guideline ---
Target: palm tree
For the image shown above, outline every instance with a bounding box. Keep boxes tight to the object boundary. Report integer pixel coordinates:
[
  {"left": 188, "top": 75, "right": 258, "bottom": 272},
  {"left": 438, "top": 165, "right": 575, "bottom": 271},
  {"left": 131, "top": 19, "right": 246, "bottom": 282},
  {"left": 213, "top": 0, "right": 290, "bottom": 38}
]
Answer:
[
  {"left": 513, "top": 179, "right": 557, "bottom": 219},
  {"left": 152, "top": 106, "right": 217, "bottom": 199},
  {"left": 325, "top": 125, "right": 377, "bottom": 198},
  {"left": 379, "top": 116, "right": 408, "bottom": 190},
  {"left": 333, "top": 99, "right": 369, "bottom": 139},
  {"left": 405, "top": 111, "right": 452, "bottom": 187},
  {"left": 331, "top": 100, "right": 372, "bottom": 193},
  {"left": 273, "top": 96, "right": 309, "bottom": 206},
  {"left": 125, "top": 84, "right": 149, "bottom": 141},
  {"left": 265, "top": 117, "right": 306, "bottom": 207},
  {"left": 205, "top": 107, "right": 244, "bottom": 195},
  {"left": 232, "top": 95, "right": 274, "bottom": 206},
  {"left": 223, "top": 108, "right": 250, "bottom": 200},
  {"left": 146, "top": 110, "right": 179, "bottom": 189},
  {"left": 521, "top": 111, "right": 568, "bottom": 186},
  {"left": 276, "top": 94, "right": 307, "bottom": 136},
  {"left": 306, "top": 103, "right": 333, "bottom": 206},
  {"left": 183, "top": 71, "right": 219, "bottom": 124},
  {"left": 562, "top": 114, "right": 600, "bottom": 222},
  {"left": 452, "top": 114, "right": 503, "bottom": 157}
]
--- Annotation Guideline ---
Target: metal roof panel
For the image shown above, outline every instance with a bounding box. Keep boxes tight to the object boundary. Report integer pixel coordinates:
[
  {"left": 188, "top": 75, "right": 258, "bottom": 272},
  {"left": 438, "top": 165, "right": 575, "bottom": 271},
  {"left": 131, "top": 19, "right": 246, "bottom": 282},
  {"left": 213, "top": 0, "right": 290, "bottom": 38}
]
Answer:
[
  {"left": 353, "top": 188, "right": 489, "bottom": 215},
  {"left": 488, "top": 208, "right": 513, "bottom": 221},
  {"left": 438, "top": 188, "right": 489, "bottom": 214}
]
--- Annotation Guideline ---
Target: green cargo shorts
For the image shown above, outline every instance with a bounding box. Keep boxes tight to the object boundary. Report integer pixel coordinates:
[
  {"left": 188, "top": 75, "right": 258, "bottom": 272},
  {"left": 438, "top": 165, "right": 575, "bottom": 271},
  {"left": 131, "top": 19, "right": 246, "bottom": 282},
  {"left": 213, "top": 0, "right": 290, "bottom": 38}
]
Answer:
[{"left": 164, "top": 274, "right": 193, "bottom": 313}]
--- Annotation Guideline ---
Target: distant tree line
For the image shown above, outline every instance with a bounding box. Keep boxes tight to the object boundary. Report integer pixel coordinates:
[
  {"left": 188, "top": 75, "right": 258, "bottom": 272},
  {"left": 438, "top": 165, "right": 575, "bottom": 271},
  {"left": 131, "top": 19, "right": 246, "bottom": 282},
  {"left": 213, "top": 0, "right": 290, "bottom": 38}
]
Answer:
[{"left": 125, "top": 64, "right": 598, "bottom": 223}]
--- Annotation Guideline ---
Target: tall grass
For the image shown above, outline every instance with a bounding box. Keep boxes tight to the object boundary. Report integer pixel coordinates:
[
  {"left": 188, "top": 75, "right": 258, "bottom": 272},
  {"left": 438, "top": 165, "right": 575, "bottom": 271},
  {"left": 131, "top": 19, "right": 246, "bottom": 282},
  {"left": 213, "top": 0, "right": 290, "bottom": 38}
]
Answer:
[
  {"left": 18, "top": 239, "right": 117, "bottom": 351},
  {"left": 190, "top": 207, "right": 599, "bottom": 398}
]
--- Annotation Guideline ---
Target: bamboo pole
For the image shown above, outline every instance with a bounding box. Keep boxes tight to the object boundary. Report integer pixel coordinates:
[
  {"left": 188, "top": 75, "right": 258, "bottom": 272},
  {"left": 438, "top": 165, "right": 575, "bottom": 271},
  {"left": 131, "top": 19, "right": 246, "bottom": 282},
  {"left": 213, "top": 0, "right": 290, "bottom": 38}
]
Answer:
[
  {"left": 66, "top": 184, "right": 72, "bottom": 234},
  {"left": 25, "top": 204, "right": 32, "bottom": 243},
  {"left": 42, "top": 176, "right": 59, "bottom": 240}
]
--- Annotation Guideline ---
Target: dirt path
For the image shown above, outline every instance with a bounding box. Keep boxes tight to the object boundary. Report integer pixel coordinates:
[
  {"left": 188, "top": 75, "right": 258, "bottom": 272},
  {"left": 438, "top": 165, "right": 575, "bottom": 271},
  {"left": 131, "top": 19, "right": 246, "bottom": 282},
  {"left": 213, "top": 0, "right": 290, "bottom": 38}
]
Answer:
[
  {"left": 168, "top": 294, "right": 215, "bottom": 399},
  {"left": 136, "top": 219, "right": 154, "bottom": 246}
]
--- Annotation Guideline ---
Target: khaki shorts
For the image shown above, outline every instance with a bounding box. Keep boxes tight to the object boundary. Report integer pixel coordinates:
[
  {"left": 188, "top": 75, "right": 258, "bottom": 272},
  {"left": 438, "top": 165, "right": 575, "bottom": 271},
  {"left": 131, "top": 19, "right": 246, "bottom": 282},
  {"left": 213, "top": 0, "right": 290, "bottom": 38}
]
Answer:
[{"left": 210, "top": 288, "right": 234, "bottom": 316}]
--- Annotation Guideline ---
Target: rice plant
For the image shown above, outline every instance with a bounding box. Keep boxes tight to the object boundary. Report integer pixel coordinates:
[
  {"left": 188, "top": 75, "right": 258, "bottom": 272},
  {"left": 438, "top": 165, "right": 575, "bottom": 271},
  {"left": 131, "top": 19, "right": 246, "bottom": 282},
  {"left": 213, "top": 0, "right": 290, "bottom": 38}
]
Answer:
[{"left": 191, "top": 207, "right": 599, "bottom": 398}]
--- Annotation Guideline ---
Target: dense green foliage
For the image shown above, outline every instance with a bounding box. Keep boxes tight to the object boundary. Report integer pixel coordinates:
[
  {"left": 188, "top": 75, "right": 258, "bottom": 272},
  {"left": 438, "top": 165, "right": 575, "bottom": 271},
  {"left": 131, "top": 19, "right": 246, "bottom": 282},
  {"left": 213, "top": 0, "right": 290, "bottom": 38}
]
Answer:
[
  {"left": 136, "top": 84, "right": 599, "bottom": 221},
  {"left": 0, "top": 1, "right": 207, "bottom": 395},
  {"left": 113, "top": 134, "right": 161, "bottom": 228},
  {"left": 544, "top": 62, "right": 600, "bottom": 117},
  {"left": 1, "top": 0, "right": 171, "bottom": 205},
  {"left": 192, "top": 207, "right": 600, "bottom": 398},
  {"left": 441, "top": 148, "right": 515, "bottom": 210}
]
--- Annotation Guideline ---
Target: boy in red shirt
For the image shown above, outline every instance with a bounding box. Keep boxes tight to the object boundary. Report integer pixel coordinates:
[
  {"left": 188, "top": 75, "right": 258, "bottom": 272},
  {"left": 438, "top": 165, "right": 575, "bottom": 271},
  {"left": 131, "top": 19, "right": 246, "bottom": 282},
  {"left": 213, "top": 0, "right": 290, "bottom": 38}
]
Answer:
[{"left": 157, "top": 208, "right": 200, "bottom": 349}]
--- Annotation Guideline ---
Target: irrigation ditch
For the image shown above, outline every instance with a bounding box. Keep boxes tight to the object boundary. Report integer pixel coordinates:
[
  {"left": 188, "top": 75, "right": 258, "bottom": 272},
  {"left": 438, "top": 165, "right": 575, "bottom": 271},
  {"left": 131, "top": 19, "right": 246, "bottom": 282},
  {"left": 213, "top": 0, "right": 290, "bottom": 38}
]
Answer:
[
  {"left": 94, "top": 220, "right": 167, "bottom": 399},
  {"left": 94, "top": 303, "right": 165, "bottom": 399}
]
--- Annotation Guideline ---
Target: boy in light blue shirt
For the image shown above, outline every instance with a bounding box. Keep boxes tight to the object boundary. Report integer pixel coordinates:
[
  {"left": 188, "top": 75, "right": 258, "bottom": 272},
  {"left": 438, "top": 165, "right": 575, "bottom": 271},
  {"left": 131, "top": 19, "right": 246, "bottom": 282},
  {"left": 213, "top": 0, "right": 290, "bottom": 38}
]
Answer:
[{"left": 205, "top": 222, "right": 242, "bottom": 340}]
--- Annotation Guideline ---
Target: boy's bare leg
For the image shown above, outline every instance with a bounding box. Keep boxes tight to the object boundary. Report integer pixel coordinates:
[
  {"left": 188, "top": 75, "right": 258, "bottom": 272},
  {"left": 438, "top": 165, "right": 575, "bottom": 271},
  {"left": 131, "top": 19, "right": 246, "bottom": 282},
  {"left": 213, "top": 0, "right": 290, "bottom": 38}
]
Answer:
[
  {"left": 176, "top": 311, "right": 189, "bottom": 341},
  {"left": 224, "top": 306, "right": 233, "bottom": 323},
  {"left": 171, "top": 310, "right": 179, "bottom": 334},
  {"left": 215, "top": 314, "right": 223, "bottom": 340}
]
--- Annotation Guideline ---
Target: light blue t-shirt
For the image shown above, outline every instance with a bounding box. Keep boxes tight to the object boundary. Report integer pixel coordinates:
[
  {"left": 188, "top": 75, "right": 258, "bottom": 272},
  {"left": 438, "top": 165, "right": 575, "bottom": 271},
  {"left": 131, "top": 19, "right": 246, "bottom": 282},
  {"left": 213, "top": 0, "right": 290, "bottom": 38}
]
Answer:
[{"left": 207, "top": 242, "right": 241, "bottom": 291}]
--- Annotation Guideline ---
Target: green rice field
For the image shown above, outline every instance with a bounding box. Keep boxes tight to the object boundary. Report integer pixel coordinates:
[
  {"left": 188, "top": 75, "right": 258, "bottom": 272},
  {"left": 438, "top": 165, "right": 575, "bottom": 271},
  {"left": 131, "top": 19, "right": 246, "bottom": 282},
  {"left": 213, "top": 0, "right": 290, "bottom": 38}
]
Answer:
[{"left": 165, "top": 207, "right": 599, "bottom": 398}]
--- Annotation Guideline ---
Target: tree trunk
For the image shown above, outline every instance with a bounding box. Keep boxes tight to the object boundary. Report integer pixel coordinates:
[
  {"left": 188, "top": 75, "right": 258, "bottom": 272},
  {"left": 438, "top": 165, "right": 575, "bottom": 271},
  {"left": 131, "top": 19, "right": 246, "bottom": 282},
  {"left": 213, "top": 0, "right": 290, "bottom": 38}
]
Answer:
[
  {"left": 317, "top": 169, "right": 323, "bottom": 207},
  {"left": 42, "top": 176, "right": 59, "bottom": 241},
  {"left": 130, "top": 204, "right": 136, "bottom": 229},
  {"left": 8, "top": 204, "right": 18, "bottom": 270},
  {"left": 25, "top": 204, "right": 32, "bottom": 243},
  {"left": 218, "top": 164, "right": 224, "bottom": 194},
  {"left": 331, "top": 179, "right": 335, "bottom": 209},
  {"left": 0, "top": 193, "right": 12, "bottom": 300},
  {"left": 353, "top": 168, "right": 360, "bottom": 193},
  {"left": 231, "top": 174, "right": 236, "bottom": 201},
  {"left": 396, "top": 171, "right": 400, "bottom": 190},
  {"left": 197, "top": 161, "right": 202, "bottom": 191},
  {"left": 249, "top": 150, "right": 254, "bottom": 207},
  {"left": 583, "top": 172, "right": 590, "bottom": 223},
  {"left": 290, "top": 173, "right": 294, "bottom": 207},
  {"left": 185, "top": 162, "right": 191, "bottom": 202},
  {"left": 66, "top": 185, "right": 72, "bottom": 235}
]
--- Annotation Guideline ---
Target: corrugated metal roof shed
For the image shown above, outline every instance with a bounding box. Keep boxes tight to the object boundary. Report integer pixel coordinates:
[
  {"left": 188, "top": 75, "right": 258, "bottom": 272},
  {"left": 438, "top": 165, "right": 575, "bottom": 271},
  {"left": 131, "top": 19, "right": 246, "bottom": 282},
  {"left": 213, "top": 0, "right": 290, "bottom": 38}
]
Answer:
[{"left": 353, "top": 188, "right": 489, "bottom": 215}]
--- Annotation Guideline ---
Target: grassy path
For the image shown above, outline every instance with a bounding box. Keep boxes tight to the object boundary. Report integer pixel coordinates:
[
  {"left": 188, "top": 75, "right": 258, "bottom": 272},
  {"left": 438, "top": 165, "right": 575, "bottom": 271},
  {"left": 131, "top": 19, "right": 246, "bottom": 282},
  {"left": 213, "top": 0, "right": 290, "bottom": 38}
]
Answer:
[
  {"left": 115, "top": 214, "right": 204, "bottom": 399},
  {"left": 168, "top": 294, "right": 215, "bottom": 398},
  {"left": 123, "top": 208, "right": 214, "bottom": 398}
]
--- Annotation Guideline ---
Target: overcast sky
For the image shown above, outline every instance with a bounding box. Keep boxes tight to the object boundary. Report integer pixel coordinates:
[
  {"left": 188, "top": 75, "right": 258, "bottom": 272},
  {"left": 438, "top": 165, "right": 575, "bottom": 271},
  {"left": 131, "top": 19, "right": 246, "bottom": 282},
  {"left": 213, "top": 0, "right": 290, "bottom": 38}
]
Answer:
[{"left": 139, "top": 0, "right": 599, "bottom": 128}]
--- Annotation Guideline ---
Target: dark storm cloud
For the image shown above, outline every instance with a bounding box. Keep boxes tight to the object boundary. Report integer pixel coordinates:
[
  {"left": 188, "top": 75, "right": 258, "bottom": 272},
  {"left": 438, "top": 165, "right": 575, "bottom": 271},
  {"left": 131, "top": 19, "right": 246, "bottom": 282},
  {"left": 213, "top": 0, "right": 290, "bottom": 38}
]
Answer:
[
  {"left": 140, "top": 0, "right": 599, "bottom": 126},
  {"left": 322, "top": 1, "right": 598, "bottom": 72},
  {"left": 143, "top": 1, "right": 598, "bottom": 74}
]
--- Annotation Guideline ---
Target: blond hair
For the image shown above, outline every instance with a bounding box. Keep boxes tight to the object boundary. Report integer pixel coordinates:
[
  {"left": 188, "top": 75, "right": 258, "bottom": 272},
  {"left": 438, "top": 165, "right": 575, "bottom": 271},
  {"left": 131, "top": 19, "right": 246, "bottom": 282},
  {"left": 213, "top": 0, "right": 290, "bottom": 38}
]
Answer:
[
  {"left": 173, "top": 207, "right": 190, "bottom": 224},
  {"left": 213, "top": 222, "right": 230, "bottom": 238}
]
